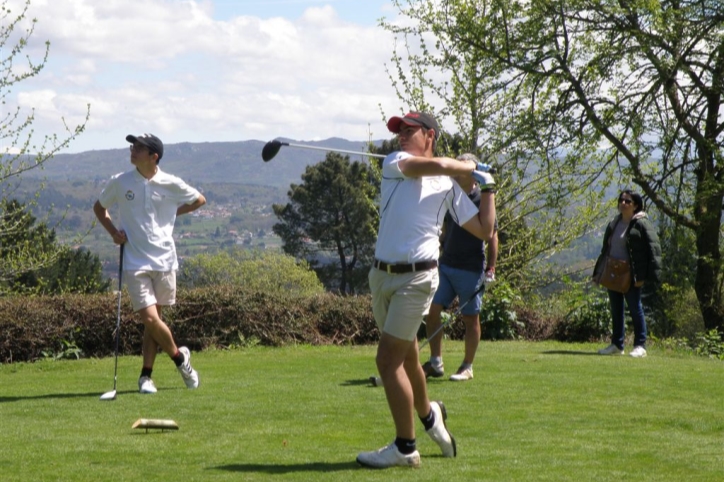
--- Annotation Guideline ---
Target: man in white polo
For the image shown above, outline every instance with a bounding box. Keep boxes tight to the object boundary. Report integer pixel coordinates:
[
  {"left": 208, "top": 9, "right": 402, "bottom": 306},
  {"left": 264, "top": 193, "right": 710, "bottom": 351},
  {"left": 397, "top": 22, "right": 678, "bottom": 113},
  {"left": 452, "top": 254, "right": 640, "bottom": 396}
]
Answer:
[
  {"left": 356, "top": 112, "right": 496, "bottom": 468},
  {"left": 93, "top": 133, "right": 206, "bottom": 394}
]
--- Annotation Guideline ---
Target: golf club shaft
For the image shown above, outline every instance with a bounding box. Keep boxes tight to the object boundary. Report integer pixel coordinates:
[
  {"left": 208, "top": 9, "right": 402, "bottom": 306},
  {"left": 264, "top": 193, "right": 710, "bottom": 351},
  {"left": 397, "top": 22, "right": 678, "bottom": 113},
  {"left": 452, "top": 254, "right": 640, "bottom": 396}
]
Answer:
[
  {"left": 418, "top": 283, "right": 485, "bottom": 351},
  {"left": 284, "top": 142, "right": 386, "bottom": 159},
  {"left": 112, "top": 244, "right": 124, "bottom": 391}
]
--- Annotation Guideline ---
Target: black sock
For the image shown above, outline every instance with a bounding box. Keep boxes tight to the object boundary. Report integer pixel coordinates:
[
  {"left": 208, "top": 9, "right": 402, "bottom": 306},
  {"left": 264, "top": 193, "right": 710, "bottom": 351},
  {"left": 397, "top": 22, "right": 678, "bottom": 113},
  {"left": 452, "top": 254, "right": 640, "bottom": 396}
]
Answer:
[
  {"left": 171, "top": 350, "right": 184, "bottom": 367},
  {"left": 140, "top": 367, "right": 153, "bottom": 378},
  {"left": 394, "top": 437, "right": 416, "bottom": 454},
  {"left": 420, "top": 408, "right": 436, "bottom": 431}
]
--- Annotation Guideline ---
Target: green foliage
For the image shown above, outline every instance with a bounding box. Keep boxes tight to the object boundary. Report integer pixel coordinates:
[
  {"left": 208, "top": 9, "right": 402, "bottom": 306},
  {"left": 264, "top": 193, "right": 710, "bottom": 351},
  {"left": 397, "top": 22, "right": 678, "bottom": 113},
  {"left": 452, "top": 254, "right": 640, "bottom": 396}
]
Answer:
[
  {"left": 382, "top": 0, "right": 724, "bottom": 330},
  {"left": 480, "top": 280, "right": 524, "bottom": 340},
  {"left": 648, "top": 283, "right": 704, "bottom": 340},
  {"left": 0, "top": 0, "right": 88, "bottom": 290},
  {"left": 272, "top": 153, "right": 378, "bottom": 294},
  {"left": 554, "top": 283, "right": 611, "bottom": 342},
  {"left": 694, "top": 330, "right": 724, "bottom": 361},
  {"left": 0, "top": 200, "right": 108, "bottom": 294},
  {"left": 41, "top": 337, "right": 84, "bottom": 360},
  {"left": 177, "top": 248, "right": 324, "bottom": 297}
]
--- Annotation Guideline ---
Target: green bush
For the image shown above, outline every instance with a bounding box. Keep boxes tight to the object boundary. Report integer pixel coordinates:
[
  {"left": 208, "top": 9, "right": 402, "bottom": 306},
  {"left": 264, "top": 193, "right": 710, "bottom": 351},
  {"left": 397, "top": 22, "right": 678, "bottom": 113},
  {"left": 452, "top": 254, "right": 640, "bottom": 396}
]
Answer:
[
  {"left": 694, "top": 329, "right": 724, "bottom": 360},
  {"left": 177, "top": 248, "right": 324, "bottom": 296},
  {"left": 0, "top": 286, "right": 376, "bottom": 363},
  {"left": 554, "top": 284, "right": 611, "bottom": 342},
  {"left": 480, "top": 280, "right": 524, "bottom": 340}
]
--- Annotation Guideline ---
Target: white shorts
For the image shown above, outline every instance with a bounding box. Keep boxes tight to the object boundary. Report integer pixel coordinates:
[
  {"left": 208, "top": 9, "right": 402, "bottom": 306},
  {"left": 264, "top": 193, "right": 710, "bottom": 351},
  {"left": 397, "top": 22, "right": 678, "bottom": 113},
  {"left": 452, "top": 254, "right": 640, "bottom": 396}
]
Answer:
[
  {"left": 124, "top": 270, "right": 176, "bottom": 312},
  {"left": 368, "top": 268, "right": 438, "bottom": 341}
]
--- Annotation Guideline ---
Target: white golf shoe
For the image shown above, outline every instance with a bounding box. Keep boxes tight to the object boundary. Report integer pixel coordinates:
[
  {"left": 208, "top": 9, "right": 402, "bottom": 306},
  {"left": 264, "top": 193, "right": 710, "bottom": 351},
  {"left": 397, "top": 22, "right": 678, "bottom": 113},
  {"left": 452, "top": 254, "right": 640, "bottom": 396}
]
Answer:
[
  {"left": 177, "top": 346, "right": 199, "bottom": 389},
  {"left": 449, "top": 366, "right": 473, "bottom": 382},
  {"left": 425, "top": 401, "right": 456, "bottom": 457},
  {"left": 356, "top": 442, "right": 420, "bottom": 468},
  {"left": 138, "top": 376, "right": 157, "bottom": 394},
  {"left": 629, "top": 346, "right": 647, "bottom": 358},
  {"left": 598, "top": 344, "right": 624, "bottom": 355}
]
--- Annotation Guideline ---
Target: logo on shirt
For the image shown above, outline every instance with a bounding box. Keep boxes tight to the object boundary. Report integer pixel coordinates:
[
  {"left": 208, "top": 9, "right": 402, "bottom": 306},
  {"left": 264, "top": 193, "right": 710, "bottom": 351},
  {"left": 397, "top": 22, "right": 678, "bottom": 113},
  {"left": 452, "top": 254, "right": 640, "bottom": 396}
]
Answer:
[{"left": 125, "top": 190, "right": 135, "bottom": 201}]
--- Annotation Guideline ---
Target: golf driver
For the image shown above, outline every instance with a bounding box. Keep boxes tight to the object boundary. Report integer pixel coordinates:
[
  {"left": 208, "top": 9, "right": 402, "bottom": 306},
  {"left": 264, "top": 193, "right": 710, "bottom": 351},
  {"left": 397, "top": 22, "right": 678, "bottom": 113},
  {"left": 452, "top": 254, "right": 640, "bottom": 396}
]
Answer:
[
  {"left": 100, "top": 244, "right": 124, "bottom": 401},
  {"left": 261, "top": 140, "right": 385, "bottom": 162}
]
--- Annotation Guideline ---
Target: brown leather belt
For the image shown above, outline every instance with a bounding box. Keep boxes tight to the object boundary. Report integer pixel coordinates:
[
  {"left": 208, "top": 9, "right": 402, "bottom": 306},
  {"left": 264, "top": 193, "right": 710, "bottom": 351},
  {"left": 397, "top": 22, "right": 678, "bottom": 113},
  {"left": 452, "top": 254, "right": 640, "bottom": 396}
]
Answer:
[{"left": 373, "top": 259, "right": 438, "bottom": 274}]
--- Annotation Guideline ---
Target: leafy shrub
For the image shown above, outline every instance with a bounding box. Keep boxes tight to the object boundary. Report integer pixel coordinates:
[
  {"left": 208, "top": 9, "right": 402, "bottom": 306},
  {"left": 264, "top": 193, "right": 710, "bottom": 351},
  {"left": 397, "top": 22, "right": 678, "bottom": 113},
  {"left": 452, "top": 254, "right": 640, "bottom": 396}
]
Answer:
[
  {"left": 480, "top": 280, "right": 524, "bottom": 340},
  {"left": 554, "top": 286, "right": 610, "bottom": 342},
  {"left": 0, "top": 286, "right": 376, "bottom": 363},
  {"left": 694, "top": 329, "right": 724, "bottom": 360},
  {"left": 177, "top": 248, "right": 324, "bottom": 296}
]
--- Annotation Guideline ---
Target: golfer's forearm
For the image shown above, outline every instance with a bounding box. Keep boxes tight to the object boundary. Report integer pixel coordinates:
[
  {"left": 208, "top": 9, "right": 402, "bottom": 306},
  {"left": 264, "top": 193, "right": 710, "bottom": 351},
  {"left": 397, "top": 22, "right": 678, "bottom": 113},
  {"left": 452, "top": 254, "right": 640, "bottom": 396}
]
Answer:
[
  {"left": 400, "top": 156, "right": 475, "bottom": 178},
  {"left": 93, "top": 202, "right": 119, "bottom": 236},
  {"left": 177, "top": 194, "right": 206, "bottom": 216}
]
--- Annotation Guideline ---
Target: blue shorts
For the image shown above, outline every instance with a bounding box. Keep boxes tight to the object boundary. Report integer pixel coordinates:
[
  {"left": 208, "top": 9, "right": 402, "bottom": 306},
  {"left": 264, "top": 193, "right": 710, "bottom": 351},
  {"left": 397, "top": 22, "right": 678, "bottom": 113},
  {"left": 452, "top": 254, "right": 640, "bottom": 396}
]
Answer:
[{"left": 431, "top": 264, "right": 485, "bottom": 315}]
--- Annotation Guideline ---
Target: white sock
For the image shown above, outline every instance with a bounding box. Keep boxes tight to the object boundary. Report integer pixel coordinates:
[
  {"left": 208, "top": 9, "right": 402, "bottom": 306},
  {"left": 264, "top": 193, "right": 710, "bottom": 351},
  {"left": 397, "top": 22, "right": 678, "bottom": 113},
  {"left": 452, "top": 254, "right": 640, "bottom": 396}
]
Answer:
[{"left": 430, "top": 356, "right": 443, "bottom": 367}]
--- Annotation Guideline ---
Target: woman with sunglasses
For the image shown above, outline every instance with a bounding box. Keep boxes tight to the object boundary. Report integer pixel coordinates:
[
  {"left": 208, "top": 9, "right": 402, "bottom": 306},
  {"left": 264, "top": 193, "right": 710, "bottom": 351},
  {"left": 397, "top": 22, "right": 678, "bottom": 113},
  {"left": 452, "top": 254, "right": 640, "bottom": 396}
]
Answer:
[{"left": 593, "top": 190, "right": 662, "bottom": 358}]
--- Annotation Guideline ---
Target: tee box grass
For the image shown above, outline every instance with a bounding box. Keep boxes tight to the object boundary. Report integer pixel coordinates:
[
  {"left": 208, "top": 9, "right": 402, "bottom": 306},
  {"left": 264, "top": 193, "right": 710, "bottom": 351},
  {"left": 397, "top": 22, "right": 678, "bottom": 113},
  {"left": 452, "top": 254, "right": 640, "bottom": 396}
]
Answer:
[{"left": 0, "top": 341, "right": 722, "bottom": 481}]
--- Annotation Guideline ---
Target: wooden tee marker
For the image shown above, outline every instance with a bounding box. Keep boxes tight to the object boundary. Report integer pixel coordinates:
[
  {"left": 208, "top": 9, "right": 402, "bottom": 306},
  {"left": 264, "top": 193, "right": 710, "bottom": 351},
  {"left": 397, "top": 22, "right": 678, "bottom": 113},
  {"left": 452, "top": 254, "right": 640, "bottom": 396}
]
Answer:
[{"left": 132, "top": 419, "right": 179, "bottom": 433}]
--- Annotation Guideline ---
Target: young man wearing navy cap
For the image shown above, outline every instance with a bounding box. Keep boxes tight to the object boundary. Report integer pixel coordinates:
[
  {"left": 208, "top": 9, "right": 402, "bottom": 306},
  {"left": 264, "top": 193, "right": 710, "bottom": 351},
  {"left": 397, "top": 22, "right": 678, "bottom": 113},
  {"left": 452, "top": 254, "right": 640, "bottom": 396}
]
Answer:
[
  {"left": 356, "top": 112, "right": 496, "bottom": 468},
  {"left": 93, "top": 133, "right": 206, "bottom": 394}
]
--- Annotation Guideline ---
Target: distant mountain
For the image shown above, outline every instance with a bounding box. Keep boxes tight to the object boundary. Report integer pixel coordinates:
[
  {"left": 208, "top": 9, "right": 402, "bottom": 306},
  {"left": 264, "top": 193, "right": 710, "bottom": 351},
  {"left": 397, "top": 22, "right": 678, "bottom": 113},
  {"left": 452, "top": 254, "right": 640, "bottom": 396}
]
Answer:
[{"left": 27, "top": 138, "right": 384, "bottom": 188}]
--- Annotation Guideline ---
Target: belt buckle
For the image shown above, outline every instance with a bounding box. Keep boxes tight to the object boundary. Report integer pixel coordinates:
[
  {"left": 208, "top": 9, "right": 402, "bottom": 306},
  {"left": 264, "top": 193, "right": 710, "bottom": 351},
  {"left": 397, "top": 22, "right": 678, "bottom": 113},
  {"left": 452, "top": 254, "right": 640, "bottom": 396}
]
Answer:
[{"left": 387, "top": 264, "right": 393, "bottom": 274}]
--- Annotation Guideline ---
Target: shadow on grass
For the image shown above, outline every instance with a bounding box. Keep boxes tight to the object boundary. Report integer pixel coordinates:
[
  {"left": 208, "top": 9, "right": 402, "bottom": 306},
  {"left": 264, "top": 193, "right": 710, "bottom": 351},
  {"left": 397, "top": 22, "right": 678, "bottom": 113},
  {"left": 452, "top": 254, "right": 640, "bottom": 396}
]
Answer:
[
  {"left": 0, "top": 389, "right": 137, "bottom": 403},
  {"left": 212, "top": 461, "right": 360, "bottom": 474},
  {"left": 340, "top": 378, "right": 375, "bottom": 387},
  {"left": 540, "top": 350, "right": 599, "bottom": 356}
]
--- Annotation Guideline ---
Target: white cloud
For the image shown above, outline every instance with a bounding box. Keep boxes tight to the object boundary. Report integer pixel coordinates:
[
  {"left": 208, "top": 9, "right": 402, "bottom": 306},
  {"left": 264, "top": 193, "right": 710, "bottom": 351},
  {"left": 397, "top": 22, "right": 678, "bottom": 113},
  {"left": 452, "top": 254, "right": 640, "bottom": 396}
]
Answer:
[{"left": 5, "top": 0, "right": 407, "bottom": 152}]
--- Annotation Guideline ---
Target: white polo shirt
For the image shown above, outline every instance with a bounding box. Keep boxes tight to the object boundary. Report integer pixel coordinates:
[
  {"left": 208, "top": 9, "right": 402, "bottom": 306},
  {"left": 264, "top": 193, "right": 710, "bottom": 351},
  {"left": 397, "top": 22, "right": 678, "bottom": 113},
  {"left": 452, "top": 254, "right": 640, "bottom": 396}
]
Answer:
[
  {"left": 99, "top": 168, "right": 201, "bottom": 271},
  {"left": 374, "top": 151, "right": 479, "bottom": 264}
]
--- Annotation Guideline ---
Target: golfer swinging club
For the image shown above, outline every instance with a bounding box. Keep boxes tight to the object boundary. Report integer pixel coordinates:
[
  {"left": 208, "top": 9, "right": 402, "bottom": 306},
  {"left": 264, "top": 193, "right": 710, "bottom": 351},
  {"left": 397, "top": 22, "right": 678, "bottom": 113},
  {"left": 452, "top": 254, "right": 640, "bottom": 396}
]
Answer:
[
  {"left": 357, "top": 112, "right": 496, "bottom": 469},
  {"left": 93, "top": 133, "right": 206, "bottom": 394}
]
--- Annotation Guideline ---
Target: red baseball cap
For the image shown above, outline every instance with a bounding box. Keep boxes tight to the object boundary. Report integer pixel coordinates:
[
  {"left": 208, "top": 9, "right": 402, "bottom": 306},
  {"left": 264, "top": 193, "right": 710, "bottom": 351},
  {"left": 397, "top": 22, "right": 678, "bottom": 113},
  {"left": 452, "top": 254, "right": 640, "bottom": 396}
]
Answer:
[{"left": 387, "top": 111, "right": 440, "bottom": 139}]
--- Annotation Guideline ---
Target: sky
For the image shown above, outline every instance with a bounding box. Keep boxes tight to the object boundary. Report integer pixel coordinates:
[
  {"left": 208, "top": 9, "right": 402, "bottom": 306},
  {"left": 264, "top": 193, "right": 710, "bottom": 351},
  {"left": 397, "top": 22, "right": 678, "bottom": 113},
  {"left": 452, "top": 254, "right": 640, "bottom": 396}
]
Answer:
[{"left": 4, "top": 0, "right": 415, "bottom": 154}]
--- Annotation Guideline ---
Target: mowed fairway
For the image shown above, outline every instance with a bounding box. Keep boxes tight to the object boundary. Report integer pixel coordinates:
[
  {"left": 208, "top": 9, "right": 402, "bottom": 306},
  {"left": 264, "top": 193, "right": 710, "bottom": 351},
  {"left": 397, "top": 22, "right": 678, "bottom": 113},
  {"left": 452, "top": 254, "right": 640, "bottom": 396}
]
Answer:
[{"left": 1, "top": 342, "right": 722, "bottom": 481}]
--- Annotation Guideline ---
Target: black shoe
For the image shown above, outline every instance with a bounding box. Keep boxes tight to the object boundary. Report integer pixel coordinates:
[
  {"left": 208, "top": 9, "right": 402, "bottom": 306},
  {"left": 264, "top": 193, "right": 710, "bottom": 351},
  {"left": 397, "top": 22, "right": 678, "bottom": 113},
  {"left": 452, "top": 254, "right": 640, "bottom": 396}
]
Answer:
[{"left": 422, "top": 361, "right": 444, "bottom": 378}]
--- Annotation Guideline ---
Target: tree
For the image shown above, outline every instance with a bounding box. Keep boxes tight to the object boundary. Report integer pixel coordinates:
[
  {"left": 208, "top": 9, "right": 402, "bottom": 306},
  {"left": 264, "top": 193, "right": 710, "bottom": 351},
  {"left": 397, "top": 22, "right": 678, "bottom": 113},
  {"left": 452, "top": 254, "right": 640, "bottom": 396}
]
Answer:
[
  {"left": 381, "top": 0, "right": 612, "bottom": 292},
  {"left": 0, "top": 0, "right": 88, "bottom": 289},
  {"left": 177, "top": 248, "right": 324, "bottom": 297},
  {"left": 0, "top": 200, "right": 108, "bottom": 294},
  {"left": 273, "top": 153, "right": 378, "bottom": 294},
  {"left": 384, "top": 0, "right": 724, "bottom": 330}
]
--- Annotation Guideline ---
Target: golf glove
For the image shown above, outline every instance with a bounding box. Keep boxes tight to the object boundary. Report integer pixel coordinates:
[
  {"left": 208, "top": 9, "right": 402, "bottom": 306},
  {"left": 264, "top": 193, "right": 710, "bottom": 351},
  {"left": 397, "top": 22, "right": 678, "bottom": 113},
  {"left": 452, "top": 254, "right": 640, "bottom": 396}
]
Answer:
[
  {"left": 457, "top": 153, "right": 494, "bottom": 173},
  {"left": 472, "top": 170, "right": 496, "bottom": 192},
  {"left": 485, "top": 267, "right": 496, "bottom": 283}
]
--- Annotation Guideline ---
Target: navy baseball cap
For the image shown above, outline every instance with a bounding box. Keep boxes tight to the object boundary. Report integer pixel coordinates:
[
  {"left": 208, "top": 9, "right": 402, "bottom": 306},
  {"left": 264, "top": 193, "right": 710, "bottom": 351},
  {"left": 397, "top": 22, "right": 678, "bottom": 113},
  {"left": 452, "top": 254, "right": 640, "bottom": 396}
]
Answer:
[
  {"left": 386, "top": 112, "right": 440, "bottom": 139},
  {"left": 126, "top": 133, "right": 164, "bottom": 161}
]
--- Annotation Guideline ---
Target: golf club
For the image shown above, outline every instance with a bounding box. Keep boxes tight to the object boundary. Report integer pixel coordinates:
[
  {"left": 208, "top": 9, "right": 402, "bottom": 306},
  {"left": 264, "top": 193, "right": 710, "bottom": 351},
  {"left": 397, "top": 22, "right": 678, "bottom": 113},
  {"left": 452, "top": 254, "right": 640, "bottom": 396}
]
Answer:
[
  {"left": 418, "top": 281, "right": 486, "bottom": 351},
  {"left": 262, "top": 140, "right": 385, "bottom": 162},
  {"left": 100, "top": 244, "right": 124, "bottom": 401}
]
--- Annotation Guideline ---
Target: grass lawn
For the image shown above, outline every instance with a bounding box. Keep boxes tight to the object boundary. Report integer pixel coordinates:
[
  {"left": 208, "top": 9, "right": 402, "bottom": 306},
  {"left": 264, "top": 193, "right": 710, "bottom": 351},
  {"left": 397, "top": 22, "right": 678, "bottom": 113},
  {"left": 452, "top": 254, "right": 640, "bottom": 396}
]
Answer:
[{"left": 0, "top": 341, "right": 722, "bottom": 481}]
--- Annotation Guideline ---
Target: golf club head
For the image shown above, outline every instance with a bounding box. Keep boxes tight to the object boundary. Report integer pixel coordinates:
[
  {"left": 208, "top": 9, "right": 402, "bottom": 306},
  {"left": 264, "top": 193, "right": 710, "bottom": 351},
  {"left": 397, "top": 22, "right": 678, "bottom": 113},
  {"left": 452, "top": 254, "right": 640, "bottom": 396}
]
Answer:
[
  {"left": 99, "top": 390, "right": 117, "bottom": 401},
  {"left": 261, "top": 140, "right": 286, "bottom": 162}
]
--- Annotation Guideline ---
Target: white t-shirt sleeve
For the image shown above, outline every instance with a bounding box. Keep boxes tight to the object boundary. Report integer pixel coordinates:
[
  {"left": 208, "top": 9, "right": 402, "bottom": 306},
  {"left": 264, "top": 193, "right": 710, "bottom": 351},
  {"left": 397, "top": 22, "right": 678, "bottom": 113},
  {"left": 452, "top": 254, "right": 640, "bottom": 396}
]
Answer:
[
  {"left": 98, "top": 173, "right": 123, "bottom": 208},
  {"left": 382, "top": 151, "right": 411, "bottom": 180},
  {"left": 168, "top": 176, "right": 201, "bottom": 205},
  {"left": 446, "top": 178, "right": 479, "bottom": 226}
]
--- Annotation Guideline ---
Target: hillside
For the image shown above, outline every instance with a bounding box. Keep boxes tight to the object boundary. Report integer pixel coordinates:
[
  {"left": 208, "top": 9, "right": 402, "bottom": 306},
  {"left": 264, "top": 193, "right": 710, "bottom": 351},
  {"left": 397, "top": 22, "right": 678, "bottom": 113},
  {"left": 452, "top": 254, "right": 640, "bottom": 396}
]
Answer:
[{"left": 26, "top": 138, "right": 383, "bottom": 188}]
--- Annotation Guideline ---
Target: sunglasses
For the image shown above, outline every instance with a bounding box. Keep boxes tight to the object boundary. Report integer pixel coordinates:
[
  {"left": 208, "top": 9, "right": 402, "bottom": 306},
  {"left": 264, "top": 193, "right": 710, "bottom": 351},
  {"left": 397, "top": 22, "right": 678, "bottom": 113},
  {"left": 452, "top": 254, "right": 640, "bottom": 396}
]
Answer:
[
  {"left": 618, "top": 198, "right": 633, "bottom": 205},
  {"left": 129, "top": 144, "right": 151, "bottom": 153}
]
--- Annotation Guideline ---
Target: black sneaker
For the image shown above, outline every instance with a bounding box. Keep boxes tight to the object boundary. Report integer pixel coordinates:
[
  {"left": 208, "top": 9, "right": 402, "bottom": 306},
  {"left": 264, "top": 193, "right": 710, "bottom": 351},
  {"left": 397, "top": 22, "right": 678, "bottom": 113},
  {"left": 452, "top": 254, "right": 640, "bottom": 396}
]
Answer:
[{"left": 422, "top": 361, "right": 444, "bottom": 378}]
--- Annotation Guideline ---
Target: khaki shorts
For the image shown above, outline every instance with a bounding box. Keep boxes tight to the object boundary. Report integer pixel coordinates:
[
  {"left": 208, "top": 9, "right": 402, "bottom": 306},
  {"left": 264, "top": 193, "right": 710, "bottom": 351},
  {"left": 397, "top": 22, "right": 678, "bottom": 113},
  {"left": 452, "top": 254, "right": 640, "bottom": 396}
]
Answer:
[
  {"left": 368, "top": 267, "right": 438, "bottom": 341},
  {"left": 124, "top": 270, "right": 176, "bottom": 312}
]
